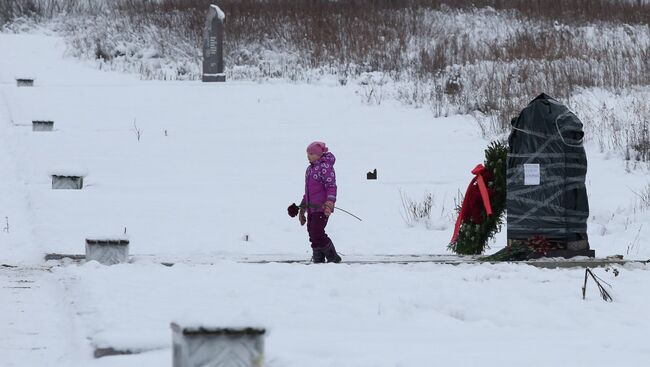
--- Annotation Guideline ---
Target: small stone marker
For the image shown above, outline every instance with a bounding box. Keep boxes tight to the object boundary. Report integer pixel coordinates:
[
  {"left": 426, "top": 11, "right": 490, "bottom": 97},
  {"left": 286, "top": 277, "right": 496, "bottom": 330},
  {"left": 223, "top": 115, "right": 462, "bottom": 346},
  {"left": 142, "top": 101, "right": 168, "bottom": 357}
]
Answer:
[
  {"left": 202, "top": 4, "right": 226, "bottom": 82},
  {"left": 16, "top": 78, "right": 34, "bottom": 87},
  {"left": 171, "top": 323, "right": 265, "bottom": 367},
  {"left": 51, "top": 175, "right": 84, "bottom": 190},
  {"left": 85, "top": 238, "right": 130, "bottom": 265},
  {"left": 32, "top": 120, "right": 54, "bottom": 132}
]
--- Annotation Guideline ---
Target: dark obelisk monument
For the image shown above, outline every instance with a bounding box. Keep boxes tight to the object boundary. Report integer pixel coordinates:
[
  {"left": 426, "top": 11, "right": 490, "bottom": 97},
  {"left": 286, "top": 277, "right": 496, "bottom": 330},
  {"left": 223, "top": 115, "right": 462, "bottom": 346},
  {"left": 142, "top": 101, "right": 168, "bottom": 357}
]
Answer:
[{"left": 202, "top": 5, "right": 226, "bottom": 82}]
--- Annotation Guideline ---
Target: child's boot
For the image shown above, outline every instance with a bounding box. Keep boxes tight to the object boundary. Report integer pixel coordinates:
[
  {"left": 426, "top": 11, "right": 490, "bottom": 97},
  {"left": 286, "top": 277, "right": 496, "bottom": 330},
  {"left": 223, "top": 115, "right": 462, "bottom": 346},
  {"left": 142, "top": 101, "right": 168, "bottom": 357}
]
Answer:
[
  {"left": 312, "top": 247, "right": 326, "bottom": 263},
  {"left": 323, "top": 241, "right": 342, "bottom": 263}
]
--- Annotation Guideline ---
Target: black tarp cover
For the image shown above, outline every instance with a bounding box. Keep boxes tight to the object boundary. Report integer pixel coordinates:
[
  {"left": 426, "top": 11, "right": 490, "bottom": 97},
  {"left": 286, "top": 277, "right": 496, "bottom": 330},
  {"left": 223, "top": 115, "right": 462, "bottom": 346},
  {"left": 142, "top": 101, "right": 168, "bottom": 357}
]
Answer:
[{"left": 507, "top": 93, "right": 589, "bottom": 243}]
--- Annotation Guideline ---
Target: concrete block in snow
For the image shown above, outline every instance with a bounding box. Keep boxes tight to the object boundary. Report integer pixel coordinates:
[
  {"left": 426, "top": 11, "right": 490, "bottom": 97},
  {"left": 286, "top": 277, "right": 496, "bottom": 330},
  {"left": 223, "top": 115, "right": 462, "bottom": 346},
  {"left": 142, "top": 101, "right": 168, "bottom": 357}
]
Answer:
[
  {"left": 85, "top": 238, "right": 130, "bottom": 265},
  {"left": 171, "top": 323, "right": 265, "bottom": 367}
]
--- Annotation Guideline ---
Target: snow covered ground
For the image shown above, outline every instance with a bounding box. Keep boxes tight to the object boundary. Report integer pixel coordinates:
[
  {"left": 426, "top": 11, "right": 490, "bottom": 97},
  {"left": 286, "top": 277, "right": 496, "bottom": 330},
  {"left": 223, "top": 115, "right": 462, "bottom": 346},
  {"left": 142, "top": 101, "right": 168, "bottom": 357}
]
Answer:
[{"left": 1, "top": 33, "right": 650, "bottom": 366}]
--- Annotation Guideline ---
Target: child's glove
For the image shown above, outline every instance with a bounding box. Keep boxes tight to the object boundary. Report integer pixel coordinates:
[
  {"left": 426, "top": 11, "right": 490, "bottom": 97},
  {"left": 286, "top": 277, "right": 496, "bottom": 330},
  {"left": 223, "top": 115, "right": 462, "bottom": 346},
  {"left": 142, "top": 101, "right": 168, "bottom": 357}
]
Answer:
[
  {"left": 324, "top": 201, "right": 334, "bottom": 217},
  {"left": 288, "top": 203, "right": 300, "bottom": 218},
  {"left": 299, "top": 209, "right": 306, "bottom": 226}
]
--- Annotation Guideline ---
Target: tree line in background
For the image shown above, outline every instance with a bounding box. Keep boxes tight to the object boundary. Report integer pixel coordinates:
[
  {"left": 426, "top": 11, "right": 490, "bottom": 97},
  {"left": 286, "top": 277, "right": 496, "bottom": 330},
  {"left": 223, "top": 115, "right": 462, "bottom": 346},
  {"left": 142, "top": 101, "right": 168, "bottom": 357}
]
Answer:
[{"left": 2, "top": 0, "right": 649, "bottom": 161}]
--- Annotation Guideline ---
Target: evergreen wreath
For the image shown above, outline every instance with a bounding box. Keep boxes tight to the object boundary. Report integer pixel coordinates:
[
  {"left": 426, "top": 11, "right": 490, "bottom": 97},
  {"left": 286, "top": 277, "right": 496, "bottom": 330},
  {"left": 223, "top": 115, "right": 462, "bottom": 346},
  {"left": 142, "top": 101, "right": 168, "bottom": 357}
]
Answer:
[{"left": 449, "top": 141, "right": 508, "bottom": 255}]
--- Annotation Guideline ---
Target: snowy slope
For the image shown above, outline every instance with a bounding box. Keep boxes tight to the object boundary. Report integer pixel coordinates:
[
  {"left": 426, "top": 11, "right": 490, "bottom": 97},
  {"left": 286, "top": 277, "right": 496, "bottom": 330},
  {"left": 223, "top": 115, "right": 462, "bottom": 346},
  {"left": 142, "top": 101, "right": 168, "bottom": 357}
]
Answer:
[
  {"left": 1, "top": 33, "right": 649, "bottom": 263},
  {"left": 0, "top": 33, "right": 491, "bottom": 264},
  {"left": 1, "top": 33, "right": 649, "bottom": 367},
  {"left": 60, "top": 261, "right": 650, "bottom": 367}
]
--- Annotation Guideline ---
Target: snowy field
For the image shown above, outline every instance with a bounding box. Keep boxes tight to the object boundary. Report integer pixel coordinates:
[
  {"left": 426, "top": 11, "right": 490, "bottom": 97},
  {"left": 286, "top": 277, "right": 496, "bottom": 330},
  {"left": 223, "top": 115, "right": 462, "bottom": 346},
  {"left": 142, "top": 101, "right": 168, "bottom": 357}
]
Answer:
[{"left": 1, "top": 33, "right": 650, "bottom": 366}]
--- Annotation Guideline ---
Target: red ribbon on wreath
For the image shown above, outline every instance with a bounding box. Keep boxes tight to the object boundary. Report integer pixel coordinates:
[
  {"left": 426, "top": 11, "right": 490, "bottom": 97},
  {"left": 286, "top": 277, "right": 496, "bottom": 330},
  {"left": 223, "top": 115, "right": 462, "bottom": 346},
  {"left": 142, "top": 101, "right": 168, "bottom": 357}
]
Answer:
[{"left": 451, "top": 164, "right": 494, "bottom": 244}]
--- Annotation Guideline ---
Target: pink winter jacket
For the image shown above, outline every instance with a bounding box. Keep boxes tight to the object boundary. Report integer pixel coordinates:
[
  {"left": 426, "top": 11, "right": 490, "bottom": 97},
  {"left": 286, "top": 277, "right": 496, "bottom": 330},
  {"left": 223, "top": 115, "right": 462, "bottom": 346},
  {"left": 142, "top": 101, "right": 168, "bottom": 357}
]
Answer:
[{"left": 302, "top": 152, "right": 337, "bottom": 214}]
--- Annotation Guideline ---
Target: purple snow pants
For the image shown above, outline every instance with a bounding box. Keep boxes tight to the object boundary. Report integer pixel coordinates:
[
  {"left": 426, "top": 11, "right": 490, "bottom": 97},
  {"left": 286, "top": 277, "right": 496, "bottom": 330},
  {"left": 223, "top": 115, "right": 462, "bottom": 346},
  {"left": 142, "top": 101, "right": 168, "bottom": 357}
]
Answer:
[{"left": 307, "top": 212, "right": 331, "bottom": 249}]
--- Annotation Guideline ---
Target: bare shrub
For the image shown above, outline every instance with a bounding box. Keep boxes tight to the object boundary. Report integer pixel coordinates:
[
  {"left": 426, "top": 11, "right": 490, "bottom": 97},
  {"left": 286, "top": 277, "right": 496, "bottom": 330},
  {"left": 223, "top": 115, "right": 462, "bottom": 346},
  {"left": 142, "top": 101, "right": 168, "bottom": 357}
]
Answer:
[
  {"left": 400, "top": 190, "right": 434, "bottom": 228},
  {"left": 630, "top": 115, "right": 650, "bottom": 163},
  {"left": 632, "top": 183, "right": 650, "bottom": 212},
  {"left": 5, "top": 0, "right": 650, "bottom": 155},
  {"left": 571, "top": 89, "right": 650, "bottom": 163},
  {"left": 359, "top": 72, "right": 387, "bottom": 105},
  {"left": 1, "top": 0, "right": 105, "bottom": 25}
]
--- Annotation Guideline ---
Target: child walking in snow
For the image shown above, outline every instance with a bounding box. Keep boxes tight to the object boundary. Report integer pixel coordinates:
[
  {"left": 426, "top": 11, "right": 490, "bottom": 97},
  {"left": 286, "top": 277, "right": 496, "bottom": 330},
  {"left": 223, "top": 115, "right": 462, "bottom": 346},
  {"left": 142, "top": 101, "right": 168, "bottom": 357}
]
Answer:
[{"left": 288, "top": 141, "right": 341, "bottom": 263}]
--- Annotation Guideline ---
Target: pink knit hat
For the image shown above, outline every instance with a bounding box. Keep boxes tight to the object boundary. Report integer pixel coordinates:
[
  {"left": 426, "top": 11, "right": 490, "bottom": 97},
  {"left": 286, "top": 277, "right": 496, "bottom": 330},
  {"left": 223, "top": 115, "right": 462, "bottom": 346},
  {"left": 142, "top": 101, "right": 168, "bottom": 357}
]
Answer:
[{"left": 306, "top": 141, "right": 328, "bottom": 156}]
